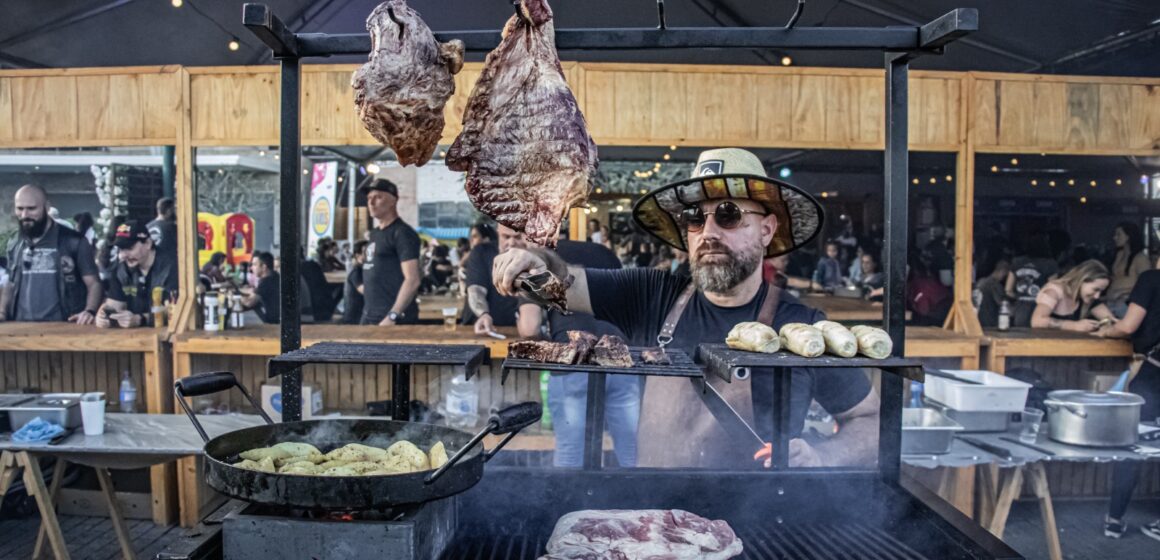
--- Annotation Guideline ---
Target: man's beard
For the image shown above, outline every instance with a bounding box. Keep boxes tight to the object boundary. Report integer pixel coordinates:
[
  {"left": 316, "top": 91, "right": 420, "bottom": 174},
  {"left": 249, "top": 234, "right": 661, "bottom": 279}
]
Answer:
[
  {"left": 690, "top": 239, "right": 763, "bottom": 294},
  {"left": 19, "top": 216, "right": 48, "bottom": 239}
]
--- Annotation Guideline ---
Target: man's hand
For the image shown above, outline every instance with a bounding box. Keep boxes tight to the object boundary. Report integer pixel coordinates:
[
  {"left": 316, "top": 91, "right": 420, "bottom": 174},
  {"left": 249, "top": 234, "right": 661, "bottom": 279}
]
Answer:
[
  {"left": 788, "top": 438, "right": 823, "bottom": 468},
  {"left": 474, "top": 313, "right": 494, "bottom": 336},
  {"left": 378, "top": 315, "right": 396, "bottom": 327},
  {"left": 492, "top": 248, "right": 549, "bottom": 297},
  {"left": 110, "top": 310, "right": 141, "bottom": 328},
  {"left": 68, "top": 310, "right": 96, "bottom": 326}
]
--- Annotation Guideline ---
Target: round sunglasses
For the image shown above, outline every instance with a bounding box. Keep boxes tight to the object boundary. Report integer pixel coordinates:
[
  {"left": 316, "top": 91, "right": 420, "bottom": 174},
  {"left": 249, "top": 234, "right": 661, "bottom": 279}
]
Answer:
[{"left": 679, "top": 201, "right": 766, "bottom": 232}]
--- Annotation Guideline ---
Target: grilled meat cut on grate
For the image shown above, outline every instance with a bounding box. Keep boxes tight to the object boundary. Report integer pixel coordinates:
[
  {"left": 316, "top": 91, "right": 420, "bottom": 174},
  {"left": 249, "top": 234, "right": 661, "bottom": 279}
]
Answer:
[
  {"left": 508, "top": 340, "right": 580, "bottom": 365},
  {"left": 640, "top": 348, "right": 671, "bottom": 365},
  {"left": 592, "top": 335, "right": 633, "bottom": 368},
  {"left": 539, "top": 509, "right": 743, "bottom": 560},
  {"left": 446, "top": 0, "right": 597, "bottom": 247},
  {"left": 352, "top": 0, "right": 464, "bottom": 166}
]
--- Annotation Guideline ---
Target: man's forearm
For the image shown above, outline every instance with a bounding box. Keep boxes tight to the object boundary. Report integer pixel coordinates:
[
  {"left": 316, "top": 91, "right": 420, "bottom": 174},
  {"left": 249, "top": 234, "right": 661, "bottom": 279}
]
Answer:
[
  {"left": 84, "top": 277, "right": 103, "bottom": 312},
  {"left": 391, "top": 276, "right": 420, "bottom": 315},
  {"left": 467, "top": 285, "right": 490, "bottom": 317}
]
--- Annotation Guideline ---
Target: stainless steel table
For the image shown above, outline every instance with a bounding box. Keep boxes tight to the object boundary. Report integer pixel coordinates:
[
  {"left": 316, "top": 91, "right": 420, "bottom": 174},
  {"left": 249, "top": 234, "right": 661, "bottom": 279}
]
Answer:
[{"left": 0, "top": 413, "right": 261, "bottom": 560}]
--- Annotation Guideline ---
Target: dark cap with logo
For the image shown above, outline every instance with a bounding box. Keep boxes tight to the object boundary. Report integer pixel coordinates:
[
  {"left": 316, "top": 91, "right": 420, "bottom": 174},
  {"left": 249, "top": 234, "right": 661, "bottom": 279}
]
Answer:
[
  {"left": 113, "top": 220, "right": 151, "bottom": 249},
  {"left": 359, "top": 178, "right": 398, "bottom": 197}
]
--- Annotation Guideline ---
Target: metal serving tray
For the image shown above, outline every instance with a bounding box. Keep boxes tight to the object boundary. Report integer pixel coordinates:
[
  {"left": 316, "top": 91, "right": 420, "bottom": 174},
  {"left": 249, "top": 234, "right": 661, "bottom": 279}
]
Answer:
[
  {"left": 902, "top": 408, "right": 964, "bottom": 455},
  {"left": 7, "top": 393, "right": 83, "bottom": 431}
]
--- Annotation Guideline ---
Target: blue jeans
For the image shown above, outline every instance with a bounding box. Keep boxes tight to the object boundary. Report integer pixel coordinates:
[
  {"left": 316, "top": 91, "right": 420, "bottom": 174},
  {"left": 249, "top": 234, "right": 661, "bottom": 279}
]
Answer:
[{"left": 547, "top": 373, "right": 641, "bottom": 467}]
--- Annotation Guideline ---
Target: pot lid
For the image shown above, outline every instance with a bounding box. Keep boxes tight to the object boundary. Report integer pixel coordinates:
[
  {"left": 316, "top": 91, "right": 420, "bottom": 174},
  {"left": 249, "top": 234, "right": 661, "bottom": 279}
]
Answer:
[{"left": 1046, "top": 390, "right": 1145, "bottom": 406}]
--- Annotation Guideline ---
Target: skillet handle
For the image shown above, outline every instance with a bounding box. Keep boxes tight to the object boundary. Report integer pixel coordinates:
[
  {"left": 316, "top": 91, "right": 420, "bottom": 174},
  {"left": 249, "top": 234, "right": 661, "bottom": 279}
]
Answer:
[
  {"left": 424, "top": 402, "right": 542, "bottom": 485},
  {"left": 175, "top": 371, "right": 274, "bottom": 443}
]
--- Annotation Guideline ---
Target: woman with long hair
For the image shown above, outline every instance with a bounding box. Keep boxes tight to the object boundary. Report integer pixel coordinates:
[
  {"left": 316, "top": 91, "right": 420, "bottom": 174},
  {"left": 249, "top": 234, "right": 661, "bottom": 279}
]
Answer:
[
  {"left": 1097, "top": 260, "right": 1160, "bottom": 540},
  {"left": 1030, "top": 259, "right": 1114, "bottom": 332},
  {"left": 1106, "top": 222, "right": 1151, "bottom": 318}
]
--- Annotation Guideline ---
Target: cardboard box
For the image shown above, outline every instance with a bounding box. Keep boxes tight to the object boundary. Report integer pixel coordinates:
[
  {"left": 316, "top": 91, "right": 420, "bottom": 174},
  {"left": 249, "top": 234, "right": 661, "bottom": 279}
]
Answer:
[{"left": 261, "top": 382, "right": 323, "bottom": 421}]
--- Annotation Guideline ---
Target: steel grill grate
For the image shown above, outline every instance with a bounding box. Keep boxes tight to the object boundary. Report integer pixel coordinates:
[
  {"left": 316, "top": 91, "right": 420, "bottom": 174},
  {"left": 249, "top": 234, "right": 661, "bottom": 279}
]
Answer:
[
  {"left": 442, "top": 522, "right": 929, "bottom": 560},
  {"left": 268, "top": 342, "right": 488, "bottom": 374},
  {"left": 501, "top": 347, "right": 703, "bottom": 382}
]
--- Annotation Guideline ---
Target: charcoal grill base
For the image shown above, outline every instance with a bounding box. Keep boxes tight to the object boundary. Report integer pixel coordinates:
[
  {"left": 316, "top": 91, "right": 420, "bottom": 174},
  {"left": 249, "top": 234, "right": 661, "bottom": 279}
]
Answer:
[
  {"left": 223, "top": 497, "right": 456, "bottom": 560},
  {"left": 441, "top": 467, "right": 1020, "bottom": 560}
]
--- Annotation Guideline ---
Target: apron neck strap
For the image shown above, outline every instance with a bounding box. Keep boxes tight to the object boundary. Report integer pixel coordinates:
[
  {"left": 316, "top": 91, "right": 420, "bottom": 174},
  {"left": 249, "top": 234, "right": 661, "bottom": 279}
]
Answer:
[{"left": 657, "top": 282, "right": 782, "bottom": 348}]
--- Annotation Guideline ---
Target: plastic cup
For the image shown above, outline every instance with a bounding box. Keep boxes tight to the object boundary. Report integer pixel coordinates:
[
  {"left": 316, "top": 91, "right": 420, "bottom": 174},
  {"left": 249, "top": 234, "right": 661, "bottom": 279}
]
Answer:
[
  {"left": 1020, "top": 407, "right": 1044, "bottom": 443},
  {"left": 442, "top": 307, "right": 458, "bottom": 332},
  {"left": 81, "top": 397, "right": 107, "bottom": 436}
]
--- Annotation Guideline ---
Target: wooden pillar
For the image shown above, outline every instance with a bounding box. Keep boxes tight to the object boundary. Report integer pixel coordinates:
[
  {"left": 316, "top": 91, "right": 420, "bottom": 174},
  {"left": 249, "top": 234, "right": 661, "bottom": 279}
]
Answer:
[
  {"left": 946, "top": 74, "right": 982, "bottom": 336},
  {"left": 569, "top": 207, "right": 587, "bottom": 241},
  {"left": 172, "top": 67, "right": 197, "bottom": 335}
]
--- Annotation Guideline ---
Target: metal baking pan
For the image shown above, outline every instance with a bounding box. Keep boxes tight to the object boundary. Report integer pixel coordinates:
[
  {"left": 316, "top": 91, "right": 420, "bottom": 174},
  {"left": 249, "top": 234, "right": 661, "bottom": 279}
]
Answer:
[
  {"left": 924, "top": 398, "right": 1011, "bottom": 433},
  {"left": 902, "top": 408, "right": 964, "bottom": 455},
  {"left": 8, "top": 393, "right": 83, "bottom": 431}
]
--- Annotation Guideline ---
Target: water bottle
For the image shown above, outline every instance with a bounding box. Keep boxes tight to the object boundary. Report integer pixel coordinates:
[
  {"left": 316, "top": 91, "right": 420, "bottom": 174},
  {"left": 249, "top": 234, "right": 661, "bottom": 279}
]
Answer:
[
  {"left": 444, "top": 374, "right": 479, "bottom": 429},
  {"left": 539, "top": 371, "right": 552, "bottom": 430},
  {"left": 909, "top": 380, "right": 924, "bottom": 408},
  {"left": 998, "top": 300, "right": 1012, "bottom": 331},
  {"left": 119, "top": 370, "right": 137, "bottom": 413}
]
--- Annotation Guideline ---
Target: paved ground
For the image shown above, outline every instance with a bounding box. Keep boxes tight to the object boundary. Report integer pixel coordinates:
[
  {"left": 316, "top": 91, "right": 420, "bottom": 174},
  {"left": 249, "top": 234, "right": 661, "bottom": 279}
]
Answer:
[
  {"left": 1003, "top": 498, "right": 1160, "bottom": 560},
  {"left": 0, "top": 513, "right": 185, "bottom": 560}
]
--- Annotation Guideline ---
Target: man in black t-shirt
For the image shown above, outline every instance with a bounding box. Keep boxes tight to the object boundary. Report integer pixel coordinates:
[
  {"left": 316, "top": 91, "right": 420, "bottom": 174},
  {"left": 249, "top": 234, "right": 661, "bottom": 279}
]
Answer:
[
  {"left": 494, "top": 148, "right": 877, "bottom": 469},
  {"left": 146, "top": 197, "right": 178, "bottom": 260},
  {"left": 242, "top": 251, "right": 281, "bottom": 324},
  {"left": 464, "top": 225, "right": 539, "bottom": 335},
  {"left": 342, "top": 241, "right": 368, "bottom": 324},
  {"left": 96, "top": 221, "right": 178, "bottom": 328},
  {"left": 359, "top": 179, "right": 421, "bottom": 325}
]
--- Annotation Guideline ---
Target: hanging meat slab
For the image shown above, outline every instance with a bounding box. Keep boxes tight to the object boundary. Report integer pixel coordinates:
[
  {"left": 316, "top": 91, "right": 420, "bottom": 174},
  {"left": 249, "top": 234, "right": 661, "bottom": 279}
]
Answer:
[
  {"left": 446, "top": 0, "right": 597, "bottom": 247},
  {"left": 539, "top": 509, "right": 744, "bottom": 560},
  {"left": 352, "top": 0, "right": 464, "bottom": 167}
]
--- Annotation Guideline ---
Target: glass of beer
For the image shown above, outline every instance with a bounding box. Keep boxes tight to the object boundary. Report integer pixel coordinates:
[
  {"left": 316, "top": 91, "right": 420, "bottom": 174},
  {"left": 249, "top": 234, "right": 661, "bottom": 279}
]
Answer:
[{"left": 442, "top": 307, "right": 458, "bottom": 332}]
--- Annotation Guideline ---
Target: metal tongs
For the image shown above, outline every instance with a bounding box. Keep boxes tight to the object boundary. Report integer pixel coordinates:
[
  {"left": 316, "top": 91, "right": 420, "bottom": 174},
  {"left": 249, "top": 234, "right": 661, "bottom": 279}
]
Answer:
[{"left": 515, "top": 270, "right": 572, "bottom": 315}]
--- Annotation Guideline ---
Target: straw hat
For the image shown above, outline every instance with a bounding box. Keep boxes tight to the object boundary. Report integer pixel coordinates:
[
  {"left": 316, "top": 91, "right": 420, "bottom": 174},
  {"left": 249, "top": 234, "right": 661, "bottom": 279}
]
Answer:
[{"left": 632, "top": 148, "right": 824, "bottom": 257}]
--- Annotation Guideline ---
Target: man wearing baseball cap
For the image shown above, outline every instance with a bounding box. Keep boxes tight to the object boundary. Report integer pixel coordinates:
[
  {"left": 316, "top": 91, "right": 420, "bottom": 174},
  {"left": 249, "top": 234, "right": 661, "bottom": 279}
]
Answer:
[
  {"left": 493, "top": 148, "right": 879, "bottom": 468},
  {"left": 96, "top": 220, "right": 179, "bottom": 329},
  {"left": 358, "top": 178, "right": 421, "bottom": 325}
]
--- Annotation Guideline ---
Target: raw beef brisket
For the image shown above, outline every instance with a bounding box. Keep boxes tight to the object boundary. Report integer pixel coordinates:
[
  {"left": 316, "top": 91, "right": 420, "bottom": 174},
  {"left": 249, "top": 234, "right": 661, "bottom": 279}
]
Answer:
[
  {"left": 352, "top": 0, "right": 464, "bottom": 166},
  {"left": 539, "top": 509, "right": 743, "bottom": 560},
  {"left": 446, "top": 0, "right": 597, "bottom": 247}
]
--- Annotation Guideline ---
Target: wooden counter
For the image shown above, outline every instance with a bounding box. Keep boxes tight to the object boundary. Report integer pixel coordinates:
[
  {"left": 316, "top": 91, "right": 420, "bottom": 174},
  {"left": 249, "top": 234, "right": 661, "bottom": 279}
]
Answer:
[
  {"left": 904, "top": 326, "right": 982, "bottom": 369},
  {"left": 799, "top": 294, "right": 912, "bottom": 323},
  {"left": 982, "top": 328, "right": 1133, "bottom": 374},
  {"left": 0, "top": 322, "right": 176, "bottom": 526}
]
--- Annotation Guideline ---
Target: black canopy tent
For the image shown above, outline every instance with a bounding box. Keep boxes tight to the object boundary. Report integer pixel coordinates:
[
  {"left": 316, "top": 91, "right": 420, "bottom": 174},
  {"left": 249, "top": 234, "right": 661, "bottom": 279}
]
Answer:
[{"left": 238, "top": 5, "right": 1021, "bottom": 559}]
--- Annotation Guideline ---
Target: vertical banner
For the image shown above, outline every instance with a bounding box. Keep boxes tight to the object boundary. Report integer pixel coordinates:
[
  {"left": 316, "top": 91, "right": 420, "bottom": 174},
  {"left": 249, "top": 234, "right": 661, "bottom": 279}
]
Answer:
[{"left": 308, "top": 161, "right": 337, "bottom": 251}]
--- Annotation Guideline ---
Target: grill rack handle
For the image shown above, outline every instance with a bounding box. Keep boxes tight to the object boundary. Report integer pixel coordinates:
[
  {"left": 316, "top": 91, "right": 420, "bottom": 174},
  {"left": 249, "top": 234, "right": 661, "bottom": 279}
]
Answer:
[
  {"left": 424, "top": 401, "right": 542, "bottom": 485},
  {"left": 175, "top": 371, "right": 275, "bottom": 442}
]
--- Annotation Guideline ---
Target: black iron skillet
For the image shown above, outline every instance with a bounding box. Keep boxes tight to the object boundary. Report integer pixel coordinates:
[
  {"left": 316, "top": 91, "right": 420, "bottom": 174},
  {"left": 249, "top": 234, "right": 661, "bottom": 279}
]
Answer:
[{"left": 175, "top": 371, "right": 540, "bottom": 511}]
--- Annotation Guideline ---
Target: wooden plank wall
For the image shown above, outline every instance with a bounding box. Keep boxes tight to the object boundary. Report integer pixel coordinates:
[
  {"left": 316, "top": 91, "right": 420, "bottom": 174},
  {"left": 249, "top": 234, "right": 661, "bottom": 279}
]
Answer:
[
  {"left": 972, "top": 74, "right": 1160, "bottom": 155},
  {"left": 0, "top": 67, "right": 181, "bottom": 147},
  {"left": 0, "top": 351, "right": 146, "bottom": 407},
  {"left": 185, "top": 358, "right": 539, "bottom": 416}
]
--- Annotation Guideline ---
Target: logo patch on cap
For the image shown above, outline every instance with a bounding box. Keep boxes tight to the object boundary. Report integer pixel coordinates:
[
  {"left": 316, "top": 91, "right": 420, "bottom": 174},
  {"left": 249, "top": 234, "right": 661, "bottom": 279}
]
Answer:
[
  {"left": 696, "top": 160, "right": 724, "bottom": 177},
  {"left": 116, "top": 223, "right": 132, "bottom": 237}
]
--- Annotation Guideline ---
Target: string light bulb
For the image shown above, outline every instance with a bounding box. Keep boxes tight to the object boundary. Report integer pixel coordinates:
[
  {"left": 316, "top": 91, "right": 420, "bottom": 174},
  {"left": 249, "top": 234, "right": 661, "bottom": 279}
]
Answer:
[
  {"left": 616, "top": 205, "right": 624, "bottom": 212},
  {"left": 912, "top": 178, "right": 919, "bottom": 185},
  {"left": 1031, "top": 179, "right": 1038, "bottom": 186},
  {"left": 258, "top": 150, "right": 265, "bottom": 156},
  {"left": 228, "top": 38, "right": 240, "bottom": 51},
  {"left": 595, "top": 188, "right": 602, "bottom": 194},
  {"left": 929, "top": 177, "right": 936, "bottom": 184},
  {"left": 662, "top": 154, "right": 671, "bottom": 161},
  {"left": 1090, "top": 180, "right": 1097, "bottom": 187},
  {"left": 1010, "top": 157, "right": 1019, "bottom": 165},
  {"left": 990, "top": 165, "right": 999, "bottom": 172},
  {"left": 945, "top": 175, "right": 953, "bottom": 182},
  {"left": 171, "top": 0, "right": 183, "bottom": 7},
  {"left": 781, "top": 56, "right": 792, "bottom": 66},
  {"left": 1049, "top": 180, "right": 1056, "bottom": 187},
  {"left": 669, "top": 145, "right": 677, "bottom": 151},
  {"left": 1067, "top": 179, "right": 1075, "bottom": 186},
  {"left": 820, "top": 192, "right": 829, "bottom": 198},
  {"left": 365, "top": 163, "right": 381, "bottom": 174},
  {"left": 1115, "top": 179, "right": 1122, "bottom": 185},
  {"left": 438, "top": 150, "right": 446, "bottom": 158},
  {"left": 1080, "top": 196, "right": 1087, "bottom": 204}
]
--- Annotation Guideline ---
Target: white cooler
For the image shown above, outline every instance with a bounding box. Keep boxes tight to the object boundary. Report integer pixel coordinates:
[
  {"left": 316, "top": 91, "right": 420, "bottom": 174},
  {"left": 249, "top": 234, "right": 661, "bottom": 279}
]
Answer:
[{"left": 924, "top": 370, "right": 1031, "bottom": 412}]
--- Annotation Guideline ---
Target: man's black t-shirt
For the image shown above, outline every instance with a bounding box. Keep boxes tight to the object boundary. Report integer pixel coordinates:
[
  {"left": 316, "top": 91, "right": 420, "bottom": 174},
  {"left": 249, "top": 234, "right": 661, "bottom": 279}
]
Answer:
[
  {"left": 362, "top": 219, "right": 421, "bottom": 324},
  {"left": 254, "top": 272, "right": 280, "bottom": 324},
  {"left": 342, "top": 265, "right": 364, "bottom": 325},
  {"left": 462, "top": 242, "right": 520, "bottom": 327},
  {"left": 548, "top": 239, "right": 622, "bottom": 336},
  {"left": 107, "top": 250, "right": 179, "bottom": 317},
  {"left": 586, "top": 268, "right": 871, "bottom": 439},
  {"left": 1129, "top": 270, "right": 1160, "bottom": 355},
  {"left": 556, "top": 239, "right": 621, "bottom": 270},
  {"left": 146, "top": 218, "right": 178, "bottom": 258}
]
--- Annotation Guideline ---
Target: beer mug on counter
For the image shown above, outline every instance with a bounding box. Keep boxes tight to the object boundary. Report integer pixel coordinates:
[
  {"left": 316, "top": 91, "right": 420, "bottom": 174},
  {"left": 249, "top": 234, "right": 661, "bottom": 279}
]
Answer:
[{"left": 442, "top": 307, "right": 458, "bottom": 332}]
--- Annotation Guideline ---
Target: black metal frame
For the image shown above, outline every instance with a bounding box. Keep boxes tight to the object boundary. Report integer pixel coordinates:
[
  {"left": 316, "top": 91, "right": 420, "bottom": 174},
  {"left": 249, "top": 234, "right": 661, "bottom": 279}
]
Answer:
[{"left": 241, "top": 0, "right": 976, "bottom": 474}]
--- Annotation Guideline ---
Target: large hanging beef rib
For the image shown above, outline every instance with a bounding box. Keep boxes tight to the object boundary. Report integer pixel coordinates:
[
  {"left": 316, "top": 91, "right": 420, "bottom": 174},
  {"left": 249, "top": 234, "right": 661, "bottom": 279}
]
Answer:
[
  {"left": 352, "top": 0, "right": 464, "bottom": 167},
  {"left": 446, "top": 0, "right": 597, "bottom": 247}
]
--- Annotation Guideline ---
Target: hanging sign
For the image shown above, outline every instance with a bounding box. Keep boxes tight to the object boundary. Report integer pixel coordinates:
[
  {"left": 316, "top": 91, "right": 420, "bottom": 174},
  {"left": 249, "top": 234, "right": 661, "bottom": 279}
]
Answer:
[{"left": 308, "top": 162, "right": 337, "bottom": 250}]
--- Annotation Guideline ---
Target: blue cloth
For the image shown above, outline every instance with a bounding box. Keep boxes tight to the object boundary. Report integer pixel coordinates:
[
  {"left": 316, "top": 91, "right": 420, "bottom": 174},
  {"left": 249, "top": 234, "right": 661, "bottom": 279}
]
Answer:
[
  {"left": 547, "top": 373, "right": 641, "bottom": 468},
  {"left": 12, "top": 417, "right": 64, "bottom": 443}
]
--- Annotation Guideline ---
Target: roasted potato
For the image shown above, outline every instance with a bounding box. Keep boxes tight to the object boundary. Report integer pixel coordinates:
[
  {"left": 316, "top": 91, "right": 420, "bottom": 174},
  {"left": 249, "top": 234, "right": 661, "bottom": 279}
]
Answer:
[
  {"left": 318, "top": 459, "right": 352, "bottom": 470},
  {"left": 429, "top": 441, "right": 449, "bottom": 469},
  {"left": 278, "top": 462, "right": 323, "bottom": 475},
  {"left": 325, "top": 443, "right": 390, "bottom": 463},
  {"left": 234, "top": 457, "right": 276, "bottom": 473},
  {"left": 272, "top": 442, "right": 322, "bottom": 458},
  {"left": 274, "top": 454, "right": 327, "bottom": 468},
  {"left": 387, "top": 441, "right": 429, "bottom": 471},
  {"left": 239, "top": 447, "right": 293, "bottom": 462}
]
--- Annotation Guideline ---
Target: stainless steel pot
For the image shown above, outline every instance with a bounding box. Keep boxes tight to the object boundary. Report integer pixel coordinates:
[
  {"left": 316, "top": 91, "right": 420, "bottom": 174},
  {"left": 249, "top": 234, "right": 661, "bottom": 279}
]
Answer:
[{"left": 1044, "top": 390, "right": 1144, "bottom": 447}]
